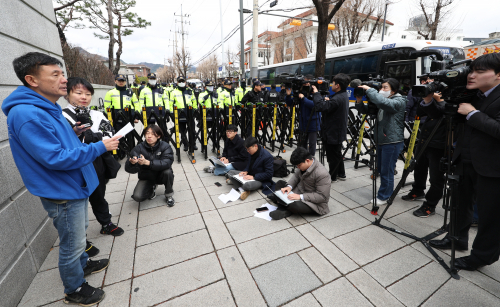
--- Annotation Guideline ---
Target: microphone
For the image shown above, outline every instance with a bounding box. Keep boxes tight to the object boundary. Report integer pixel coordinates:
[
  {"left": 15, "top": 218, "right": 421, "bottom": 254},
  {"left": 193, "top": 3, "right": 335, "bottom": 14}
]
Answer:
[{"left": 350, "top": 79, "right": 362, "bottom": 88}]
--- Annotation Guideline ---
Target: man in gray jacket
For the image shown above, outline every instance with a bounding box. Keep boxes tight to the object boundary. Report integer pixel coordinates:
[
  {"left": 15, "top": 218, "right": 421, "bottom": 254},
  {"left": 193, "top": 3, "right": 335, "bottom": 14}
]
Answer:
[{"left": 269, "top": 147, "right": 331, "bottom": 220}]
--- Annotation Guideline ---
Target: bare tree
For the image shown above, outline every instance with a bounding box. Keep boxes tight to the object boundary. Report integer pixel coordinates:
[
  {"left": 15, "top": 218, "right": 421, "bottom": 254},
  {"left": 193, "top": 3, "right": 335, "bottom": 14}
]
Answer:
[
  {"left": 81, "top": 0, "right": 150, "bottom": 74},
  {"left": 62, "top": 43, "right": 114, "bottom": 85},
  {"left": 224, "top": 49, "right": 238, "bottom": 77},
  {"left": 54, "top": 0, "right": 87, "bottom": 46},
  {"left": 411, "top": 0, "right": 457, "bottom": 40},
  {"left": 156, "top": 61, "right": 177, "bottom": 83},
  {"left": 295, "top": 23, "right": 315, "bottom": 59},
  {"left": 312, "top": 0, "right": 347, "bottom": 78},
  {"left": 196, "top": 54, "right": 219, "bottom": 81},
  {"left": 175, "top": 49, "right": 192, "bottom": 78}
]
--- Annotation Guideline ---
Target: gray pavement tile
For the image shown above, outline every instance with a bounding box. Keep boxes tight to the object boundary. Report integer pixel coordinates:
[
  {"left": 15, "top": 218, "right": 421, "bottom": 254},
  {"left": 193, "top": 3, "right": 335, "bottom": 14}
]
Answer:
[
  {"left": 238, "top": 228, "right": 311, "bottom": 268},
  {"left": 459, "top": 269, "right": 500, "bottom": 299},
  {"left": 217, "top": 246, "right": 267, "bottom": 307},
  {"left": 172, "top": 178, "right": 191, "bottom": 192},
  {"left": 106, "top": 182, "right": 127, "bottom": 193},
  {"left": 363, "top": 198, "right": 419, "bottom": 219},
  {"left": 104, "top": 230, "right": 137, "bottom": 285},
  {"left": 106, "top": 190, "right": 126, "bottom": 205},
  {"left": 388, "top": 211, "right": 446, "bottom": 238},
  {"left": 331, "top": 177, "right": 371, "bottom": 193},
  {"left": 251, "top": 254, "right": 322, "bottom": 307},
  {"left": 387, "top": 262, "right": 450, "bottom": 307},
  {"left": 282, "top": 293, "right": 321, "bottom": 307},
  {"left": 134, "top": 229, "right": 214, "bottom": 276},
  {"left": 212, "top": 189, "right": 264, "bottom": 209},
  {"left": 182, "top": 163, "right": 197, "bottom": 173},
  {"left": 124, "top": 180, "right": 138, "bottom": 199},
  {"left": 298, "top": 247, "right": 341, "bottom": 283},
  {"left": 226, "top": 216, "right": 292, "bottom": 244},
  {"left": 186, "top": 171, "right": 204, "bottom": 189},
  {"left": 100, "top": 279, "right": 131, "bottom": 307},
  {"left": 296, "top": 224, "right": 358, "bottom": 275},
  {"left": 18, "top": 267, "right": 105, "bottom": 307},
  {"left": 173, "top": 172, "right": 188, "bottom": 182},
  {"left": 117, "top": 201, "right": 139, "bottom": 231},
  {"left": 301, "top": 197, "right": 350, "bottom": 222},
  {"left": 332, "top": 225, "right": 406, "bottom": 266},
  {"left": 345, "top": 166, "right": 372, "bottom": 178},
  {"left": 422, "top": 277, "right": 500, "bottom": 307},
  {"left": 137, "top": 214, "right": 205, "bottom": 246},
  {"left": 138, "top": 199, "right": 199, "bottom": 228},
  {"left": 479, "top": 261, "right": 500, "bottom": 283},
  {"left": 342, "top": 186, "right": 374, "bottom": 206},
  {"left": 201, "top": 175, "right": 225, "bottom": 188},
  {"left": 192, "top": 159, "right": 212, "bottom": 171},
  {"left": 202, "top": 210, "right": 235, "bottom": 250},
  {"left": 88, "top": 202, "right": 122, "bottom": 222},
  {"left": 139, "top": 189, "right": 194, "bottom": 211},
  {"left": 43, "top": 300, "right": 65, "bottom": 306},
  {"left": 329, "top": 189, "right": 362, "bottom": 208},
  {"left": 218, "top": 199, "right": 270, "bottom": 223},
  {"left": 207, "top": 182, "right": 233, "bottom": 196},
  {"left": 191, "top": 187, "right": 217, "bottom": 212},
  {"left": 312, "top": 277, "right": 373, "bottom": 307},
  {"left": 363, "top": 246, "right": 431, "bottom": 287},
  {"left": 346, "top": 269, "right": 404, "bottom": 307},
  {"left": 86, "top": 219, "right": 108, "bottom": 240},
  {"left": 130, "top": 253, "right": 224, "bottom": 307},
  {"left": 310, "top": 210, "right": 371, "bottom": 239},
  {"left": 158, "top": 280, "right": 235, "bottom": 307},
  {"left": 286, "top": 214, "right": 308, "bottom": 226},
  {"left": 197, "top": 170, "right": 215, "bottom": 178}
]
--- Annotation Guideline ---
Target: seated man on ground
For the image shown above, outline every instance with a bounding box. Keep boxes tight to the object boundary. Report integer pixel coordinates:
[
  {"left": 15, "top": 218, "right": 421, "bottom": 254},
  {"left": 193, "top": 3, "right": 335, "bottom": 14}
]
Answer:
[
  {"left": 269, "top": 147, "right": 331, "bottom": 220},
  {"left": 125, "top": 125, "right": 176, "bottom": 207},
  {"left": 226, "top": 136, "right": 274, "bottom": 200},
  {"left": 204, "top": 124, "right": 249, "bottom": 175}
]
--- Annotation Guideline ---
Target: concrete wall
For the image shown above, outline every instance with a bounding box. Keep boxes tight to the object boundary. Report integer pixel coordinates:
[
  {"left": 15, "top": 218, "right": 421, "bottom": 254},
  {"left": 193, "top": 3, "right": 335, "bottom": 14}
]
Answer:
[{"left": 0, "top": 1, "right": 67, "bottom": 306}]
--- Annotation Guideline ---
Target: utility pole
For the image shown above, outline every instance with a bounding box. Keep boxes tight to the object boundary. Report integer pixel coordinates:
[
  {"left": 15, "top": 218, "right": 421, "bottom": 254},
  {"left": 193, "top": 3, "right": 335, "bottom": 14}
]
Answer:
[
  {"left": 219, "top": 0, "right": 225, "bottom": 78},
  {"left": 174, "top": 5, "right": 190, "bottom": 52},
  {"left": 381, "top": 1, "right": 389, "bottom": 42},
  {"left": 251, "top": 0, "right": 259, "bottom": 79},
  {"left": 239, "top": 0, "right": 245, "bottom": 80}
]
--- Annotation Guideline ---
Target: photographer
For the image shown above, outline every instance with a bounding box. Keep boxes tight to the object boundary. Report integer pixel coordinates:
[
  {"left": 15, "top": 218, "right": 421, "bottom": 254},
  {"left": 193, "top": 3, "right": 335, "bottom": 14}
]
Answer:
[
  {"left": 126, "top": 125, "right": 175, "bottom": 207},
  {"left": 355, "top": 78, "right": 406, "bottom": 205},
  {"left": 297, "top": 74, "right": 321, "bottom": 157},
  {"left": 430, "top": 53, "right": 500, "bottom": 271},
  {"left": 401, "top": 92, "right": 447, "bottom": 218},
  {"left": 313, "top": 73, "right": 351, "bottom": 182}
]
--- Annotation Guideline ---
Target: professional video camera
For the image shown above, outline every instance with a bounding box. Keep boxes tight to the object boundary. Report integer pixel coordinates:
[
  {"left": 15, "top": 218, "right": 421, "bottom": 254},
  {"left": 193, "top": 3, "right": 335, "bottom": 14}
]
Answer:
[
  {"left": 281, "top": 74, "right": 330, "bottom": 96},
  {"left": 353, "top": 76, "right": 384, "bottom": 116},
  {"left": 309, "top": 78, "right": 330, "bottom": 95},
  {"left": 75, "top": 106, "right": 93, "bottom": 127}
]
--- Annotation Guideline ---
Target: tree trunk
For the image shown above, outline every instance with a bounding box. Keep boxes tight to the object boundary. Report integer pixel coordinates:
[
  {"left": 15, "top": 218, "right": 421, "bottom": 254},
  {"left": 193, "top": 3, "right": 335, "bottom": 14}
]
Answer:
[
  {"left": 113, "top": 15, "right": 123, "bottom": 75},
  {"left": 315, "top": 20, "right": 328, "bottom": 77},
  {"left": 431, "top": 2, "right": 442, "bottom": 40},
  {"left": 106, "top": 0, "right": 115, "bottom": 72},
  {"left": 56, "top": 22, "right": 68, "bottom": 47}
]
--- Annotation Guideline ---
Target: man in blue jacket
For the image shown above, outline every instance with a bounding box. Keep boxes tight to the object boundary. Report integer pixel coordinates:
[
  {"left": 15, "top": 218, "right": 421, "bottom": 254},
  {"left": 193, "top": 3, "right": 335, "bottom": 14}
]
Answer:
[
  {"left": 297, "top": 75, "right": 321, "bottom": 156},
  {"left": 2, "top": 52, "right": 120, "bottom": 306},
  {"left": 226, "top": 136, "right": 275, "bottom": 200}
]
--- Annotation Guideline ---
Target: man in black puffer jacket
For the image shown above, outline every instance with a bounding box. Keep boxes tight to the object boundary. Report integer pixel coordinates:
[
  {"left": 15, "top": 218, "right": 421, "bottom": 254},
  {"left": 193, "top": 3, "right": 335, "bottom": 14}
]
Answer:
[{"left": 125, "top": 125, "right": 175, "bottom": 206}]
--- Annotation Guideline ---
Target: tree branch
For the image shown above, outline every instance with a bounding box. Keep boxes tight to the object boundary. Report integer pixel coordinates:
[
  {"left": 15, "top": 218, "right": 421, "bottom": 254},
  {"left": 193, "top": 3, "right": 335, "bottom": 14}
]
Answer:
[{"left": 54, "top": 0, "right": 83, "bottom": 12}]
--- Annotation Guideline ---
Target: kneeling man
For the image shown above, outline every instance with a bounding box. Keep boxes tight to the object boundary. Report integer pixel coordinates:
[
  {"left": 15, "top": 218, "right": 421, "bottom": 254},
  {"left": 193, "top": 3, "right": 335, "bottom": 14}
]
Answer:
[{"left": 270, "top": 147, "right": 331, "bottom": 220}]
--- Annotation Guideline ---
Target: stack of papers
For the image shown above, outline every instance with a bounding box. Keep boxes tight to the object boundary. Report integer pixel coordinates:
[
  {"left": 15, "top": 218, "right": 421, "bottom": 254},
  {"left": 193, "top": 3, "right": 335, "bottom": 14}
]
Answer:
[
  {"left": 253, "top": 204, "right": 278, "bottom": 221},
  {"left": 209, "top": 156, "right": 231, "bottom": 167},
  {"left": 232, "top": 174, "right": 255, "bottom": 184},
  {"left": 218, "top": 188, "right": 241, "bottom": 204}
]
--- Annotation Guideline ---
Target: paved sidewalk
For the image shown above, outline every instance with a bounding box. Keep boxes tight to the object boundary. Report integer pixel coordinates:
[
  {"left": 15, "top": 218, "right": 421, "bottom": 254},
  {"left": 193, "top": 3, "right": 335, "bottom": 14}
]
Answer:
[{"left": 18, "top": 143, "right": 500, "bottom": 307}]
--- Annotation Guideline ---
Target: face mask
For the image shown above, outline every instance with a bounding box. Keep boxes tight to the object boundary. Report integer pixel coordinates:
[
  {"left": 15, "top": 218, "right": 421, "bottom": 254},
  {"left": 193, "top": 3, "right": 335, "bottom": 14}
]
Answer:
[
  {"left": 178, "top": 82, "right": 186, "bottom": 87},
  {"left": 379, "top": 90, "right": 391, "bottom": 98},
  {"left": 207, "top": 86, "right": 214, "bottom": 92},
  {"left": 149, "top": 80, "right": 157, "bottom": 86}
]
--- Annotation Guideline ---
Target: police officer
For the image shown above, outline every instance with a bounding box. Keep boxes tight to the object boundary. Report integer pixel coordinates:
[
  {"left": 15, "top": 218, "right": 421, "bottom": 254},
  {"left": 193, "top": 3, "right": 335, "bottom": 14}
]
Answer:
[
  {"left": 235, "top": 79, "right": 250, "bottom": 105},
  {"left": 170, "top": 76, "right": 198, "bottom": 151},
  {"left": 218, "top": 79, "right": 237, "bottom": 108},
  {"left": 279, "top": 83, "right": 288, "bottom": 102},
  {"left": 138, "top": 80, "right": 147, "bottom": 96},
  {"left": 138, "top": 73, "right": 167, "bottom": 125}
]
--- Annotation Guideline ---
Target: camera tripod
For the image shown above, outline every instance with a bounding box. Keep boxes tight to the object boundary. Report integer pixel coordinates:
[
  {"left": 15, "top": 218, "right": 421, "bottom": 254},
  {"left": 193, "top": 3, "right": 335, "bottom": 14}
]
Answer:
[{"left": 372, "top": 107, "right": 461, "bottom": 280}]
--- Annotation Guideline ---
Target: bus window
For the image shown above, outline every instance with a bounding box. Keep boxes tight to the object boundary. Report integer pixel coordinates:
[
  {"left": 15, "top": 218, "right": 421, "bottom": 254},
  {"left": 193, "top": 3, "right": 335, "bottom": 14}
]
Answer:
[
  {"left": 324, "top": 61, "right": 332, "bottom": 78},
  {"left": 385, "top": 62, "right": 414, "bottom": 93},
  {"left": 302, "top": 63, "right": 315, "bottom": 76},
  {"left": 259, "top": 68, "right": 275, "bottom": 85},
  {"left": 333, "top": 55, "right": 379, "bottom": 75},
  {"left": 290, "top": 64, "right": 302, "bottom": 75}
]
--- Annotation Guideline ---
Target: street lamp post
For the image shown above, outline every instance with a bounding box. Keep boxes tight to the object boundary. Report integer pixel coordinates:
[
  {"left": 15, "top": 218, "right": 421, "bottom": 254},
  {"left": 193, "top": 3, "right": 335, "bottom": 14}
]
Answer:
[
  {"left": 381, "top": 1, "right": 389, "bottom": 42},
  {"left": 251, "top": 0, "right": 259, "bottom": 79}
]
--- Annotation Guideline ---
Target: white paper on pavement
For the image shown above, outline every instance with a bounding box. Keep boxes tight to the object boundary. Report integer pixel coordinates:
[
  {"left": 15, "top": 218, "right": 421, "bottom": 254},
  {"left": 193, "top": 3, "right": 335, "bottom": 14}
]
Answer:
[
  {"left": 253, "top": 203, "right": 278, "bottom": 221},
  {"left": 218, "top": 188, "right": 241, "bottom": 204},
  {"left": 115, "top": 123, "right": 134, "bottom": 139}
]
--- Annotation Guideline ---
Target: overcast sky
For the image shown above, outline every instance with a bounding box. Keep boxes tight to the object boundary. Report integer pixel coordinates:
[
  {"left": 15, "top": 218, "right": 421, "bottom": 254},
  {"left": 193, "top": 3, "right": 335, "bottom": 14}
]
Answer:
[{"left": 60, "top": 0, "right": 498, "bottom": 66}]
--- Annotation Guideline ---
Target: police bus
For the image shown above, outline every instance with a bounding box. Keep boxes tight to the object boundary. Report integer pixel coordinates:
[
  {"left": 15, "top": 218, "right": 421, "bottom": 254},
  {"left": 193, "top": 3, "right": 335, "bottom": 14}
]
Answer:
[{"left": 252, "top": 40, "right": 471, "bottom": 100}]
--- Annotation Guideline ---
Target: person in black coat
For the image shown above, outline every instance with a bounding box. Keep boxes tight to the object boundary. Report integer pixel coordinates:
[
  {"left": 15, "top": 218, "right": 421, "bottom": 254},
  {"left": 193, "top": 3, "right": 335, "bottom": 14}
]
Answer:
[
  {"left": 227, "top": 137, "right": 275, "bottom": 200},
  {"left": 429, "top": 53, "right": 500, "bottom": 271},
  {"left": 204, "top": 124, "right": 249, "bottom": 175},
  {"left": 313, "top": 73, "right": 351, "bottom": 182},
  {"left": 294, "top": 75, "right": 321, "bottom": 157},
  {"left": 125, "top": 125, "right": 175, "bottom": 207},
  {"left": 241, "top": 80, "right": 265, "bottom": 137}
]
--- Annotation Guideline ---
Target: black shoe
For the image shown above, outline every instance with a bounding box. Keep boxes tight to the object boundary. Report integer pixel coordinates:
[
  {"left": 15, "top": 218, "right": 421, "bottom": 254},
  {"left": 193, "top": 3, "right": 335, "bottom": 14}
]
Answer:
[
  {"left": 149, "top": 185, "right": 157, "bottom": 200},
  {"left": 83, "top": 258, "right": 109, "bottom": 277},
  {"left": 194, "top": 145, "right": 198, "bottom": 150},
  {"left": 64, "top": 282, "right": 105, "bottom": 306},
  {"left": 166, "top": 196, "right": 175, "bottom": 207},
  {"left": 401, "top": 191, "right": 425, "bottom": 201},
  {"left": 100, "top": 223, "right": 124, "bottom": 236},
  {"left": 183, "top": 146, "right": 188, "bottom": 152},
  {"left": 85, "top": 241, "right": 99, "bottom": 257},
  {"left": 429, "top": 237, "right": 468, "bottom": 251},
  {"left": 338, "top": 174, "right": 347, "bottom": 181},
  {"left": 413, "top": 204, "right": 436, "bottom": 218},
  {"left": 454, "top": 256, "right": 484, "bottom": 271},
  {"left": 269, "top": 209, "right": 292, "bottom": 220}
]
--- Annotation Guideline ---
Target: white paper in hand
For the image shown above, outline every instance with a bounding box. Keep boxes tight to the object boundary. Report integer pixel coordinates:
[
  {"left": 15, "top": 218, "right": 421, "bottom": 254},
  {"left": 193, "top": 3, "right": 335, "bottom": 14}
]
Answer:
[{"left": 115, "top": 122, "right": 134, "bottom": 139}]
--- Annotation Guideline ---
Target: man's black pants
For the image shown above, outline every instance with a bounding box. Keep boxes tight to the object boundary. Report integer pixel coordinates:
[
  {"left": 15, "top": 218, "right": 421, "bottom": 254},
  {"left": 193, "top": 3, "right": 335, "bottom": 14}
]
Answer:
[
  {"left": 88, "top": 174, "right": 112, "bottom": 226},
  {"left": 274, "top": 180, "right": 314, "bottom": 215},
  {"left": 455, "top": 162, "right": 500, "bottom": 266},
  {"left": 132, "top": 169, "right": 175, "bottom": 202},
  {"left": 323, "top": 142, "right": 345, "bottom": 181},
  {"left": 411, "top": 146, "right": 445, "bottom": 207}
]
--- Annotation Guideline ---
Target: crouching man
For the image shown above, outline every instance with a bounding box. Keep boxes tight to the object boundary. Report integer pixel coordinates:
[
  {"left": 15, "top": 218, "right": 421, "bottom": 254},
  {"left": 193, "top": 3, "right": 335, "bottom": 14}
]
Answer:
[
  {"left": 227, "top": 136, "right": 275, "bottom": 200},
  {"left": 125, "top": 125, "right": 175, "bottom": 207},
  {"left": 269, "top": 147, "right": 331, "bottom": 220}
]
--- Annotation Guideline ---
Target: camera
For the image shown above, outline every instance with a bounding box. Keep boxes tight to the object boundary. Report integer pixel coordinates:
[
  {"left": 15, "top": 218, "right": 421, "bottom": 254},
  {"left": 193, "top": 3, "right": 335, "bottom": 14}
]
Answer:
[
  {"left": 354, "top": 76, "right": 384, "bottom": 116},
  {"left": 309, "top": 78, "right": 330, "bottom": 95},
  {"left": 75, "top": 106, "right": 93, "bottom": 126}
]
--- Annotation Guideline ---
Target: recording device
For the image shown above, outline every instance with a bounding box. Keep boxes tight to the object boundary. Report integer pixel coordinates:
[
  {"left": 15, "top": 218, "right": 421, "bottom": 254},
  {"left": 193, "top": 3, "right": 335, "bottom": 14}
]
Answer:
[
  {"left": 353, "top": 75, "right": 384, "bottom": 116},
  {"left": 75, "top": 106, "right": 93, "bottom": 127},
  {"left": 281, "top": 74, "right": 330, "bottom": 97}
]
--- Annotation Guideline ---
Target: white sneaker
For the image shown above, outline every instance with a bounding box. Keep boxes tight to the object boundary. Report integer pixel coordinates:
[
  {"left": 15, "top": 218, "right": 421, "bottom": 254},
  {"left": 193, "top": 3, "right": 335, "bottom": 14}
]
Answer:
[{"left": 370, "top": 198, "right": 387, "bottom": 205}]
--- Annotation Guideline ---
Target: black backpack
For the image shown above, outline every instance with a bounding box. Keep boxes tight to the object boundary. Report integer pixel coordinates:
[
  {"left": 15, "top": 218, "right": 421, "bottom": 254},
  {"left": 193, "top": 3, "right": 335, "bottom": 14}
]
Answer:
[{"left": 273, "top": 156, "right": 290, "bottom": 178}]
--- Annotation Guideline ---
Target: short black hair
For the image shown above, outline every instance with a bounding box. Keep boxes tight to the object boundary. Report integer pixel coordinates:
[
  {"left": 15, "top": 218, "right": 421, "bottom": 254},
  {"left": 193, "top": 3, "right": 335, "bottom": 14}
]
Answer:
[
  {"left": 332, "top": 73, "right": 351, "bottom": 91},
  {"left": 144, "top": 125, "right": 164, "bottom": 139},
  {"left": 382, "top": 78, "right": 400, "bottom": 93},
  {"left": 290, "top": 147, "right": 313, "bottom": 165},
  {"left": 470, "top": 53, "right": 500, "bottom": 74},
  {"left": 271, "top": 84, "right": 276, "bottom": 89},
  {"left": 13, "top": 52, "right": 63, "bottom": 87},
  {"left": 67, "top": 77, "right": 94, "bottom": 95},
  {"left": 226, "top": 124, "right": 238, "bottom": 132},
  {"left": 244, "top": 136, "right": 258, "bottom": 148}
]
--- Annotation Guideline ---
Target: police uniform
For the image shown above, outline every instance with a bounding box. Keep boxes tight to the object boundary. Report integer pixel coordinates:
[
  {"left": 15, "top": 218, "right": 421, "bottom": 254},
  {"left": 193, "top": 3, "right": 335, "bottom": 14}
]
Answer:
[
  {"left": 138, "top": 73, "right": 167, "bottom": 125},
  {"left": 104, "top": 74, "right": 140, "bottom": 131},
  {"left": 170, "top": 76, "right": 196, "bottom": 151}
]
